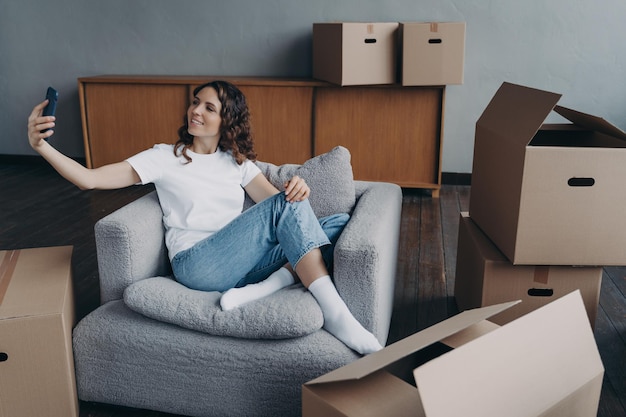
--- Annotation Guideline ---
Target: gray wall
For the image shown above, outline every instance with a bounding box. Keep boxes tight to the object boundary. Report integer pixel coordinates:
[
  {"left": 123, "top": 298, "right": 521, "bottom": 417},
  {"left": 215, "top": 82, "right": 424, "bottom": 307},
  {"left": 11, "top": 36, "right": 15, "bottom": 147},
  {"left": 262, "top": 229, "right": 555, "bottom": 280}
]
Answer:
[{"left": 2, "top": 0, "right": 625, "bottom": 173}]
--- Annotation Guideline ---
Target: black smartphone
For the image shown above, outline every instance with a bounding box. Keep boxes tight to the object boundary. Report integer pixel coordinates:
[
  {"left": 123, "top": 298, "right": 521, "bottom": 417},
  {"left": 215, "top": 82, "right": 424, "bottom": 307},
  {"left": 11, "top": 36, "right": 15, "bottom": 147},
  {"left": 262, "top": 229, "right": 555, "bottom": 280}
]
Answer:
[{"left": 41, "top": 86, "right": 58, "bottom": 135}]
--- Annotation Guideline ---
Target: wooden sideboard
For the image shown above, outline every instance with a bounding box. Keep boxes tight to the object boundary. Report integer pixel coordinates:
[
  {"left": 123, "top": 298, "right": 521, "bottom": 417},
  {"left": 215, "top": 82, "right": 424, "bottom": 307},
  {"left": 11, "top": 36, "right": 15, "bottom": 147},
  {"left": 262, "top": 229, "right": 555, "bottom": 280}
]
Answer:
[{"left": 78, "top": 75, "right": 445, "bottom": 193}]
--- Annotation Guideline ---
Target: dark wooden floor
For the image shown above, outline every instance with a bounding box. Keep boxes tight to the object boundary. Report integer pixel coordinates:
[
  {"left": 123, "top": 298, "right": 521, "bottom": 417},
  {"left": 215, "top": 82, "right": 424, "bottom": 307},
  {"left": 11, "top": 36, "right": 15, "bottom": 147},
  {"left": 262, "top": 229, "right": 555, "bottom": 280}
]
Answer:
[{"left": 1, "top": 160, "right": 624, "bottom": 417}]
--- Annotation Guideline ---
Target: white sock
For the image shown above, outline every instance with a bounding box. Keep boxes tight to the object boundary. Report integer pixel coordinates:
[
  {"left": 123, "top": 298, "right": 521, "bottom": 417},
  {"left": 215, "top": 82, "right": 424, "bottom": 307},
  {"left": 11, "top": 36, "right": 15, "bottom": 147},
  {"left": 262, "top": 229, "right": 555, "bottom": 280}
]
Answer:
[
  {"left": 308, "top": 276, "right": 383, "bottom": 355},
  {"left": 220, "top": 267, "right": 296, "bottom": 311}
]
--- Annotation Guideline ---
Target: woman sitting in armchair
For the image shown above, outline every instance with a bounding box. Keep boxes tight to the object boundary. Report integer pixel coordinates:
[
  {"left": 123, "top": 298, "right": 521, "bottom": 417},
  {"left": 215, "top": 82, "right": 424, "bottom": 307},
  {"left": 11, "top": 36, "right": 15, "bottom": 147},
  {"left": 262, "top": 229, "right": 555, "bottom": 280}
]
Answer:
[{"left": 27, "top": 80, "right": 382, "bottom": 355}]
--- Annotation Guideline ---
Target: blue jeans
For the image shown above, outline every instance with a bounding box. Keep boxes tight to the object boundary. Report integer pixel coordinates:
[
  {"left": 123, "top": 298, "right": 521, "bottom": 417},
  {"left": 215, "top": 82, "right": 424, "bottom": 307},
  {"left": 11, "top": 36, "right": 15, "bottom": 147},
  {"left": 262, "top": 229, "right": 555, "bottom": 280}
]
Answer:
[{"left": 171, "top": 192, "right": 349, "bottom": 292}]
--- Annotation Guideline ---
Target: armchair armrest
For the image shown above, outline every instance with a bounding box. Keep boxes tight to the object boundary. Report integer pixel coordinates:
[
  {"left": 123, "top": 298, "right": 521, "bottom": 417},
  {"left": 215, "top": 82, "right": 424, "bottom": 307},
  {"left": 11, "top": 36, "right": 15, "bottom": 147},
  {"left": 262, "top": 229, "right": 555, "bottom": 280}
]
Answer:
[
  {"left": 333, "top": 181, "right": 403, "bottom": 345},
  {"left": 95, "top": 191, "right": 171, "bottom": 304}
]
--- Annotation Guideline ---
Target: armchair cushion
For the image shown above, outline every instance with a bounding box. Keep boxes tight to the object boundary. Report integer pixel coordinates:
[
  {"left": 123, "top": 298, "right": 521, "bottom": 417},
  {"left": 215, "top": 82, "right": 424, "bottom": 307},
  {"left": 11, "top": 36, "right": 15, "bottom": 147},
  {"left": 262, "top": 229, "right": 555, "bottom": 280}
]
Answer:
[
  {"left": 124, "top": 277, "right": 324, "bottom": 339},
  {"left": 250, "top": 145, "right": 356, "bottom": 218}
]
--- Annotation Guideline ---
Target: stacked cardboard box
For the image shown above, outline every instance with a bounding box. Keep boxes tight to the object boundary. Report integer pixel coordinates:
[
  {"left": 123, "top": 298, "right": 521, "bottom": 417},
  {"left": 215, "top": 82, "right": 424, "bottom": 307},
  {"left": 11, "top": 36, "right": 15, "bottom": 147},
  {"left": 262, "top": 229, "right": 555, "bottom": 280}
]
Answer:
[
  {"left": 456, "top": 81, "right": 626, "bottom": 326},
  {"left": 312, "top": 22, "right": 400, "bottom": 86},
  {"left": 455, "top": 212, "right": 602, "bottom": 327},
  {"left": 312, "top": 21, "right": 465, "bottom": 86},
  {"left": 399, "top": 22, "right": 466, "bottom": 86}
]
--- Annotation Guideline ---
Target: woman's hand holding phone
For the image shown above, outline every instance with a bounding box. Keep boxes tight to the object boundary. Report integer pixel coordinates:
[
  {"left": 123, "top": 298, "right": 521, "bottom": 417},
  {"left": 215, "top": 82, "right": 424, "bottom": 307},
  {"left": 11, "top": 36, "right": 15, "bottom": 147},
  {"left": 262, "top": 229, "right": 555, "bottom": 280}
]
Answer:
[{"left": 28, "top": 87, "right": 58, "bottom": 146}]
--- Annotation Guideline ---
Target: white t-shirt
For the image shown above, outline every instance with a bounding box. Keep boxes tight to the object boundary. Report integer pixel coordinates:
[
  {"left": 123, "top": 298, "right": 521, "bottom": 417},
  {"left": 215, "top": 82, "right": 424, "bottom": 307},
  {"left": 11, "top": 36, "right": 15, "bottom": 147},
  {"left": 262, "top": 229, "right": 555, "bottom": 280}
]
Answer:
[{"left": 126, "top": 144, "right": 262, "bottom": 260}]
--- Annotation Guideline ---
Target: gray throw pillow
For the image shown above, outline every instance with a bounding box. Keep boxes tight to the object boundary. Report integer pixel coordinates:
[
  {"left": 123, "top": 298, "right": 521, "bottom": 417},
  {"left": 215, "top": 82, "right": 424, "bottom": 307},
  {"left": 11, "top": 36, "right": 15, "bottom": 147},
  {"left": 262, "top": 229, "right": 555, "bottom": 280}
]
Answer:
[
  {"left": 253, "top": 146, "right": 356, "bottom": 218},
  {"left": 124, "top": 276, "right": 324, "bottom": 339}
]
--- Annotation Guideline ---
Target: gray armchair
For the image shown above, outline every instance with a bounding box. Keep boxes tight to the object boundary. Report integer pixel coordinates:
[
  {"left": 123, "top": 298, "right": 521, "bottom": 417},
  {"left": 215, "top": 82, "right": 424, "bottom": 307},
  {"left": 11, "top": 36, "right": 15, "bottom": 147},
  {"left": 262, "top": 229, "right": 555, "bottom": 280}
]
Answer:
[{"left": 72, "top": 147, "right": 402, "bottom": 417}]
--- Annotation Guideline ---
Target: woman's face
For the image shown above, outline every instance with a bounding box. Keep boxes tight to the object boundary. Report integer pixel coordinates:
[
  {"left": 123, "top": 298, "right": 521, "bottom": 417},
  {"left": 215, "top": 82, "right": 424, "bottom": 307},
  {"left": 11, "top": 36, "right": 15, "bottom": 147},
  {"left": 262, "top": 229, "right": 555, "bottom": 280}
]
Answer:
[{"left": 187, "top": 87, "right": 222, "bottom": 141}]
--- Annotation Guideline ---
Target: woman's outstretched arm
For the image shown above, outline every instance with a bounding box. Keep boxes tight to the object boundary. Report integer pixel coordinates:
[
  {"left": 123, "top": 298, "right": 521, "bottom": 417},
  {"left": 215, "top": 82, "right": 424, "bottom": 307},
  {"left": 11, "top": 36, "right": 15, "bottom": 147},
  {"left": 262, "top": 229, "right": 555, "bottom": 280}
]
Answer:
[{"left": 28, "top": 100, "right": 140, "bottom": 190}]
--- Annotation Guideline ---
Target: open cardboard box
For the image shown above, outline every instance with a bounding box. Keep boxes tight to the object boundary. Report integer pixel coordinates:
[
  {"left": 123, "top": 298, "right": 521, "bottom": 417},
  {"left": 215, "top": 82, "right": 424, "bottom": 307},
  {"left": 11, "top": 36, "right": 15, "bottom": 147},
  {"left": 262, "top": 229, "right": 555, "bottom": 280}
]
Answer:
[
  {"left": 469, "top": 81, "right": 626, "bottom": 266},
  {"left": 302, "top": 291, "right": 604, "bottom": 417}
]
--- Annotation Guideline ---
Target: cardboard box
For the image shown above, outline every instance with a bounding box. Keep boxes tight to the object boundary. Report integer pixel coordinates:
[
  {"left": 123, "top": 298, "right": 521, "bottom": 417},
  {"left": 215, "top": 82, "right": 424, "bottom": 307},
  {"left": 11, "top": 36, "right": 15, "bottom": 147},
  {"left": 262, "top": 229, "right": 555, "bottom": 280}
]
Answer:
[
  {"left": 469, "top": 81, "right": 626, "bottom": 265},
  {"left": 400, "top": 22, "right": 466, "bottom": 86},
  {"left": 313, "top": 22, "right": 399, "bottom": 86},
  {"left": 303, "top": 291, "right": 604, "bottom": 417},
  {"left": 455, "top": 212, "right": 602, "bottom": 327},
  {"left": 0, "top": 246, "right": 77, "bottom": 417}
]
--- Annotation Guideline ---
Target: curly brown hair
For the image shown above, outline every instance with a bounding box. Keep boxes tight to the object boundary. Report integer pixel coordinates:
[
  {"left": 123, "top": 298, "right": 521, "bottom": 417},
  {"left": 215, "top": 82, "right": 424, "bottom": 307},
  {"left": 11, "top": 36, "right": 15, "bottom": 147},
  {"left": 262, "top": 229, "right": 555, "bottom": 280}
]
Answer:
[{"left": 174, "top": 80, "right": 256, "bottom": 164}]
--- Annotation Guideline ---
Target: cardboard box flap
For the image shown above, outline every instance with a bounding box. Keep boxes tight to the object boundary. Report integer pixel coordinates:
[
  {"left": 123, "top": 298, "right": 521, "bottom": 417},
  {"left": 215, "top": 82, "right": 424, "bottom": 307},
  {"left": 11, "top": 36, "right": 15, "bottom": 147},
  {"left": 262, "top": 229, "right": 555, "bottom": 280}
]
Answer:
[
  {"left": 554, "top": 105, "right": 626, "bottom": 141},
  {"left": 477, "top": 82, "right": 561, "bottom": 147},
  {"left": 306, "top": 300, "right": 520, "bottom": 385},
  {"left": 414, "top": 291, "right": 604, "bottom": 417}
]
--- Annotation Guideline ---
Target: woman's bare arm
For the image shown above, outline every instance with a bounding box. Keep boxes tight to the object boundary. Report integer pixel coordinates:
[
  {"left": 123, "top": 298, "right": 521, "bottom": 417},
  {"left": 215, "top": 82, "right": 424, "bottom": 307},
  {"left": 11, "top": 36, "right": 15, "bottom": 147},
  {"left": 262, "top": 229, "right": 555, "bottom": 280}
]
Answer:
[
  {"left": 28, "top": 100, "right": 140, "bottom": 190},
  {"left": 244, "top": 172, "right": 309, "bottom": 204}
]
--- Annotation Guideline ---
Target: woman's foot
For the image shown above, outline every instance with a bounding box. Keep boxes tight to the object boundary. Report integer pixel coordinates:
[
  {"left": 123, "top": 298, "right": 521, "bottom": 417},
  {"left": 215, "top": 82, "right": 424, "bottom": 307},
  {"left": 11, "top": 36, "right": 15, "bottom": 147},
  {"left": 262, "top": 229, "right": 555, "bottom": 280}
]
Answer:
[
  {"left": 220, "top": 267, "right": 295, "bottom": 310},
  {"left": 308, "top": 275, "right": 383, "bottom": 355}
]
